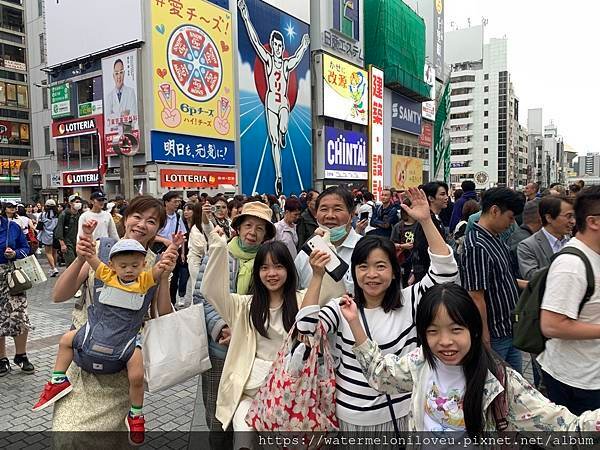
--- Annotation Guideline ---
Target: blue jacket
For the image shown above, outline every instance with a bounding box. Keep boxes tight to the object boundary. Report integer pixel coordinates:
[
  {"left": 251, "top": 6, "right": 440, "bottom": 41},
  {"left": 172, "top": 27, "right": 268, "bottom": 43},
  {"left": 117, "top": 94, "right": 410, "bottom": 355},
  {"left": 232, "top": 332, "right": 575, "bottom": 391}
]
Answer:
[
  {"left": 0, "top": 218, "right": 29, "bottom": 264},
  {"left": 449, "top": 190, "right": 478, "bottom": 232},
  {"left": 369, "top": 203, "right": 400, "bottom": 238}
]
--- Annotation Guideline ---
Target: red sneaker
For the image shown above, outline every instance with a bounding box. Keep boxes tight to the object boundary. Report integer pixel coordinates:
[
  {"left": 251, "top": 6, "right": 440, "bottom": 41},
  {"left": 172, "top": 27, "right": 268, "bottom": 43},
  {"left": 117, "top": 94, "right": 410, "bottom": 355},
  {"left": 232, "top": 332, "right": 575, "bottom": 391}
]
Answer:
[
  {"left": 32, "top": 380, "right": 73, "bottom": 411},
  {"left": 125, "top": 413, "right": 145, "bottom": 446}
]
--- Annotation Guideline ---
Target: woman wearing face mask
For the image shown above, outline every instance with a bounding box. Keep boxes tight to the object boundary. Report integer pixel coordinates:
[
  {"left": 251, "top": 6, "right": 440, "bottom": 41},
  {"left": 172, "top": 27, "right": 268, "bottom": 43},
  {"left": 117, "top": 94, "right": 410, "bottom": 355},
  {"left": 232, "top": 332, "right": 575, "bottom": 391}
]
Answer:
[
  {"left": 298, "top": 188, "right": 458, "bottom": 441},
  {"left": 294, "top": 186, "right": 368, "bottom": 304},
  {"left": 192, "top": 201, "right": 275, "bottom": 449}
]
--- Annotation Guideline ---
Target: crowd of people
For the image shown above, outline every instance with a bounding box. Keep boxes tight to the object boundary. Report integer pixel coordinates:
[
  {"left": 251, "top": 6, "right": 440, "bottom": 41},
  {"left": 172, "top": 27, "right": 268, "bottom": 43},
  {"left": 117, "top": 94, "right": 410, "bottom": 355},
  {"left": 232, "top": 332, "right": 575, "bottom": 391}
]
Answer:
[{"left": 0, "top": 179, "right": 599, "bottom": 447}]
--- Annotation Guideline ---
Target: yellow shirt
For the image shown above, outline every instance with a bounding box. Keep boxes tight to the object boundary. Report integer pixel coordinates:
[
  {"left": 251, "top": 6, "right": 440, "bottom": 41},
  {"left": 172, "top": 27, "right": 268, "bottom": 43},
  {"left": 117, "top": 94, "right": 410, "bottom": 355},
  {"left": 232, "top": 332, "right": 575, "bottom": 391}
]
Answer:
[{"left": 95, "top": 262, "right": 156, "bottom": 294}]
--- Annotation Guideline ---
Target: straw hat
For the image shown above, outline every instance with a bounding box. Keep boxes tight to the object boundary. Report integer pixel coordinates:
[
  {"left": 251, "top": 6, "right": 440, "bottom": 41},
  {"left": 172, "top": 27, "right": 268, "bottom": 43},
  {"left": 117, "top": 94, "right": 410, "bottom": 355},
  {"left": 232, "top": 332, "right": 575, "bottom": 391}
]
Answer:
[{"left": 230, "top": 201, "right": 275, "bottom": 240}]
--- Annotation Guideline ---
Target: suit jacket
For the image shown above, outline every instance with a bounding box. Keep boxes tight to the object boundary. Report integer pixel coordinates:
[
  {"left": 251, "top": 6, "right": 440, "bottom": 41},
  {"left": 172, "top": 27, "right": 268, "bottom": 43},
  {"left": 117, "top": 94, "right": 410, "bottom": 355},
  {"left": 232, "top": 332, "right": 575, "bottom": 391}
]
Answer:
[{"left": 517, "top": 229, "right": 555, "bottom": 281}]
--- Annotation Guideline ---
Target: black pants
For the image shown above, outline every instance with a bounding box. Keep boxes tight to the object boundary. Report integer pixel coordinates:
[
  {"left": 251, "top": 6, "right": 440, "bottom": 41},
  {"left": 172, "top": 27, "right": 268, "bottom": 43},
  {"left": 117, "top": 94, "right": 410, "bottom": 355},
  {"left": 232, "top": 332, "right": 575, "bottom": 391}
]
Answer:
[
  {"left": 542, "top": 370, "right": 600, "bottom": 415},
  {"left": 169, "top": 260, "right": 190, "bottom": 304}
]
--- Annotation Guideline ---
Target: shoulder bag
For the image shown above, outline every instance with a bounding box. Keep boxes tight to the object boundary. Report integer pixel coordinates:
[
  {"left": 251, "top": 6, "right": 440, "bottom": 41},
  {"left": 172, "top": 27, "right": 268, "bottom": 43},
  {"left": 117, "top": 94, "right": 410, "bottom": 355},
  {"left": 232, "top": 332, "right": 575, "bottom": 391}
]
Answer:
[{"left": 4, "top": 222, "right": 32, "bottom": 295}]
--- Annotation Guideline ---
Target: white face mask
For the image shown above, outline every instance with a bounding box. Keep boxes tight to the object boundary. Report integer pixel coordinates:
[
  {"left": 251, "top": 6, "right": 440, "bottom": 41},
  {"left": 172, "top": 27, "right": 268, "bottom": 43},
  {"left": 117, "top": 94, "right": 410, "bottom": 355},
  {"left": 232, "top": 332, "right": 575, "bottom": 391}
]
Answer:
[{"left": 72, "top": 202, "right": 82, "bottom": 211}]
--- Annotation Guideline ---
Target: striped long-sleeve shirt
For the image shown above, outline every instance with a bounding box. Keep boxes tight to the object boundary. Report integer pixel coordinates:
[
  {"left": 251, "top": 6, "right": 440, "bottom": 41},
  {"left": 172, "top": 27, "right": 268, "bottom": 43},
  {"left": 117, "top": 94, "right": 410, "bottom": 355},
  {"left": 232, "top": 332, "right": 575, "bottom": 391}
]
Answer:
[
  {"left": 460, "top": 222, "right": 520, "bottom": 338},
  {"left": 296, "top": 246, "right": 458, "bottom": 427}
]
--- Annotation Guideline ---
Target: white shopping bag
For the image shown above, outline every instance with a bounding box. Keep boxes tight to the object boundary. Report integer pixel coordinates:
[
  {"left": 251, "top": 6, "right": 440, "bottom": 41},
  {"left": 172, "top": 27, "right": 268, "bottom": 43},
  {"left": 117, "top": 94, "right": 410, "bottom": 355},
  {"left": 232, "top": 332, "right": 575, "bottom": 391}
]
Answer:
[{"left": 13, "top": 255, "right": 47, "bottom": 286}]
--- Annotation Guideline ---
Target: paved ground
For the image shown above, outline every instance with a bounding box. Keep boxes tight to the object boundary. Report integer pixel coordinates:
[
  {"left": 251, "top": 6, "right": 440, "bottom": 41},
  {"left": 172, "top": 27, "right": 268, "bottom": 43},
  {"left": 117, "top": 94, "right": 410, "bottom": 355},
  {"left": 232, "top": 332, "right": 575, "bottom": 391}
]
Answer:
[
  {"left": 0, "top": 255, "right": 208, "bottom": 433},
  {"left": 0, "top": 255, "right": 536, "bottom": 435}
]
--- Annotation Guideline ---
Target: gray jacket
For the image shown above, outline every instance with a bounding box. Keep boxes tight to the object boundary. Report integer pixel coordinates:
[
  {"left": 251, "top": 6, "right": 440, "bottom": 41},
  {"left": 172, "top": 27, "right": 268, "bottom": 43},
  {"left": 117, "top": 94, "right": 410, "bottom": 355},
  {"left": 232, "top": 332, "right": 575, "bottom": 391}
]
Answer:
[
  {"left": 192, "top": 253, "right": 237, "bottom": 360},
  {"left": 517, "top": 229, "right": 555, "bottom": 281}
]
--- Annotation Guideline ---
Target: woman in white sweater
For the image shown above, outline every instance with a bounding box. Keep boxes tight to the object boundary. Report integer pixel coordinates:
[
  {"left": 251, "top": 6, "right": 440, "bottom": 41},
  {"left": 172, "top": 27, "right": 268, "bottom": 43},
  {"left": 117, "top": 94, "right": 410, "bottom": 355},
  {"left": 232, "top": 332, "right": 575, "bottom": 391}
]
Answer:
[
  {"left": 186, "top": 203, "right": 207, "bottom": 293},
  {"left": 297, "top": 187, "right": 458, "bottom": 443}
]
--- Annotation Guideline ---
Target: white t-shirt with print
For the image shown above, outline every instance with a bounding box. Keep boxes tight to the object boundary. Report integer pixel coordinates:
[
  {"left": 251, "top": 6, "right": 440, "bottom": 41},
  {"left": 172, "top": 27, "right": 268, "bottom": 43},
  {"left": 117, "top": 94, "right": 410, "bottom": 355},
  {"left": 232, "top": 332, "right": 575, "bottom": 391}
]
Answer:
[
  {"left": 423, "top": 360, "right": 466, "bottom": 432},
  {"left": 537, "top": 237, "right": 600, "bottom": 389}
]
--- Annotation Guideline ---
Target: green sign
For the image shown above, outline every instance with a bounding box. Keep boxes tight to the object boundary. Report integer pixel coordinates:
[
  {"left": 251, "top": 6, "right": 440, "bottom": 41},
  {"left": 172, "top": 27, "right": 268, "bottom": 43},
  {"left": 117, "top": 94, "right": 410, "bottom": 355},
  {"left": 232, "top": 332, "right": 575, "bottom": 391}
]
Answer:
[
  {"left": 51, "top": 83, "right": 72, "bottom": 119},
  {"left": 79, "top": 102, "right": 93, "bottom": 117},
  {"left": 50, "top": 83, "right": 70, "bottom": 103}
]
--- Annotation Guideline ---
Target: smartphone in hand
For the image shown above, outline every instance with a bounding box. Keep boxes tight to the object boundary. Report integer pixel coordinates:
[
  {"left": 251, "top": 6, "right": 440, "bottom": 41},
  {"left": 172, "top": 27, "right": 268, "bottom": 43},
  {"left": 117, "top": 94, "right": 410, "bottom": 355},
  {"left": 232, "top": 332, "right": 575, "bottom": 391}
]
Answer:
[{"left": 301, "top": 235, "right": 349, "bottom": 282}]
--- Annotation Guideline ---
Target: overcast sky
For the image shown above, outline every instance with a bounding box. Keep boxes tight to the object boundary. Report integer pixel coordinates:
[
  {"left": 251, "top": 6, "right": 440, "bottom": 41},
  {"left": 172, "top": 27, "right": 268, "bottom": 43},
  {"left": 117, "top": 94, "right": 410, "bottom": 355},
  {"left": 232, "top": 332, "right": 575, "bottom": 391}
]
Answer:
[{"left": 445, "top": 1, "right": 597, "bottom": 155}]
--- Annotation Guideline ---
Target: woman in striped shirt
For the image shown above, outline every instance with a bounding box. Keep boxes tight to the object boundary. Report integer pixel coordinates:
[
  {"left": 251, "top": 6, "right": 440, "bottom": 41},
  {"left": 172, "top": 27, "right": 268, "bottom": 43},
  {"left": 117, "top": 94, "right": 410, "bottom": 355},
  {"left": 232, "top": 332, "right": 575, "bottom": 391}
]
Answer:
[{"left": 297, "top": 187, "right": 458, "bottom": 437}]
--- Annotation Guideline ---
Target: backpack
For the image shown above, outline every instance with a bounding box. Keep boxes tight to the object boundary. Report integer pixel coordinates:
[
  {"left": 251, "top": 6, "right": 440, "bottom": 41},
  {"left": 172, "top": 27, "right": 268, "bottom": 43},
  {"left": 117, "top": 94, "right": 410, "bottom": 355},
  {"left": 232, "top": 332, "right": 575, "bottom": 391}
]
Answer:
[{"left": 512, "top": 247, "right": 595, "bottom": 354}]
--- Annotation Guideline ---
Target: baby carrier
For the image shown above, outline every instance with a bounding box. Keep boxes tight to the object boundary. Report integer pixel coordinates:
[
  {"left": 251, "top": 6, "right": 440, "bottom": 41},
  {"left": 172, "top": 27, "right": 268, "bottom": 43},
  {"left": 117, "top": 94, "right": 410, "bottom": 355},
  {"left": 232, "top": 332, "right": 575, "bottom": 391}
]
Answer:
[{"left": 72, "top": 238, "right": 154, "bottom": 374}]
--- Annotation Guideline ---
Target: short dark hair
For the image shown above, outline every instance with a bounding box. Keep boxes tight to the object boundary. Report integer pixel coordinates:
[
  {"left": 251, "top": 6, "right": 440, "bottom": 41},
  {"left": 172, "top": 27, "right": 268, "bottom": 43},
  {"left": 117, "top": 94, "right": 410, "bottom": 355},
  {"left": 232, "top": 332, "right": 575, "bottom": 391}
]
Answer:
[
  {"left": 461, "top": 180, "right": 476, "bottom": 192},
  {"left": 351, "top": 236, "right": 403, "bottom": 313},
  {"left": 539, "top": 196, "right": 569, "bottom": 226},
  {"left": 315, "top": 186, "right": 353, "bottom": 213},
  {"left": 363, "top": 191, "right": 374, "bottom": 202},
  {"left": 162, "top": 191, "right": 181, "bottom": 203},
  {"left": 421, "top": 181, "right": 447, "bottom": 203},
  {"left": 284, "top": 198, "right": 302, "bottom": 212},
  {"left": 113, "top": 59, "right": 123, "bottom": 69},
  {"left": 574, "top": 186, "right": 600, "bottom": 232},
  {"left": 481, "top": 187, "right": 524, "bottom": 216},
  {"left": 187, "top": 191, "right": 199, "bottom": 198}
]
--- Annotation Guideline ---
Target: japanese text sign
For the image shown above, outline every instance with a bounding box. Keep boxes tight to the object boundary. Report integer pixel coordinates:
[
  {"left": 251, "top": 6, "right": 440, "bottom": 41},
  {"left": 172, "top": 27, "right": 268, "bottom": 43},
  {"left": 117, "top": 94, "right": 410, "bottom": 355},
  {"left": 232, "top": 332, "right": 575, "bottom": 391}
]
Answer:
[{"left": 151, "top": 130, "right": 235, "bottom": 166}]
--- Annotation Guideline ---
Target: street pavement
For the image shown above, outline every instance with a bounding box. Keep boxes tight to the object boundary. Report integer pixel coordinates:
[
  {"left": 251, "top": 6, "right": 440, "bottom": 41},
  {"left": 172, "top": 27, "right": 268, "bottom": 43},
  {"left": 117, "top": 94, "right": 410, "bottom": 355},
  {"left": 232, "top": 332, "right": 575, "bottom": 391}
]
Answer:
[
  {"left": 0, "top": 255, "right": 208, "bottom": 434},
  {"left": 0, "top": 255, "right": 536, "bottom": 435}
]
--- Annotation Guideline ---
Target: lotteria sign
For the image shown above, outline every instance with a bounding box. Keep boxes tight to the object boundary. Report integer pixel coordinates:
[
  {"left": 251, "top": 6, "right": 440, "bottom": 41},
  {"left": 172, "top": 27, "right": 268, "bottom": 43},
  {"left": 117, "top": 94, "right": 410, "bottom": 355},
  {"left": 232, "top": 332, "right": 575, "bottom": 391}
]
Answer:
[
  {"left": 324, "top": 126, "right": 368, "bottom": 180},
  {"left": 62, "top": 170, "right": 100, "bottom": 187},
  {"left": 160, "top": 168, "right": 237, "bottom": 189},
  {"left": 52, "top": 116, "right": 99, "bottom": 138}
]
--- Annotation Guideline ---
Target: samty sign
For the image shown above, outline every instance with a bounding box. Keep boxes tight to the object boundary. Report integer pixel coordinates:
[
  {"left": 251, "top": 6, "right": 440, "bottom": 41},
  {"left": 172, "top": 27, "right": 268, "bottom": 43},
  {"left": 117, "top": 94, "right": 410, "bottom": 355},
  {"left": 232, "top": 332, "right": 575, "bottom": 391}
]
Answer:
[{"left": 391, "top": 92, "right": 422, "bottom": 135}]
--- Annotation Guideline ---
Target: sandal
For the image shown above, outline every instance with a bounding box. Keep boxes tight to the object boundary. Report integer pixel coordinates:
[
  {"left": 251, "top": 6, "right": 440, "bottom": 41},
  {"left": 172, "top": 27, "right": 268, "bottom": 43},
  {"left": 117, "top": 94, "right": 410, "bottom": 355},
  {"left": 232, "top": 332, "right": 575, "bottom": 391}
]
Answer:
[
  {"left": 14, "top": 354, "right": 35, "bottom": 374},
  {"left": 0, "top": 357, "right": 10, "bottom": 377}
]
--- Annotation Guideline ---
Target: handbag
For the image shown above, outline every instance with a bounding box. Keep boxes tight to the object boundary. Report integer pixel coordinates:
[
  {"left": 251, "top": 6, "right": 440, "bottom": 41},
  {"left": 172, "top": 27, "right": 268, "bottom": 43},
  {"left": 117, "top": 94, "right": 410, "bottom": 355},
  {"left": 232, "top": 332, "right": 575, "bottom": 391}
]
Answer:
[
  {"left": 141, "top": 302, "right": 211, "bottom": 393},
  {"left": 245, "top": 322, "right": 339, "bottom": 433},
  {"left": 13, "top": 255, "right": 47, "bottom": 286},
  {"left": 4, "top": 221, "right": 32, "bottom": 295}
]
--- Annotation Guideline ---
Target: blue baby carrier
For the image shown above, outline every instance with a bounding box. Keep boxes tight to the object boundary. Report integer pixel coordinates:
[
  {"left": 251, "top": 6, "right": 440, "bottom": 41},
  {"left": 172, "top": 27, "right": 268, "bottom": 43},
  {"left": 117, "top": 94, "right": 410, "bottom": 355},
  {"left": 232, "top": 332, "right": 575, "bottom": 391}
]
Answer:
[{"left": 72, "top": 238, "right": 156, "bottom": 374}]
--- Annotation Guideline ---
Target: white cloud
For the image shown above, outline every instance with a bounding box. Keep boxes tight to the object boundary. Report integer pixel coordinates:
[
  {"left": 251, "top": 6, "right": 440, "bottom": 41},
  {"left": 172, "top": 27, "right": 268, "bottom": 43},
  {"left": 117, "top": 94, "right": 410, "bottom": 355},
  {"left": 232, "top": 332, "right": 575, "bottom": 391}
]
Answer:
[{"left": 237, "top": 55, "right": 257, "bottom": 93}]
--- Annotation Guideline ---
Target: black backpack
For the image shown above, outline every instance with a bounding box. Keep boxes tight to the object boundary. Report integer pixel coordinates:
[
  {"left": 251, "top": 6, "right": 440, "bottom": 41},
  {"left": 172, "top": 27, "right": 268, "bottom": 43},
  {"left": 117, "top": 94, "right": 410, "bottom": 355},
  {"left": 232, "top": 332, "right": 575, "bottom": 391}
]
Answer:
[{"left": 512, "top": 247, "right": 595, "bottom": 354}]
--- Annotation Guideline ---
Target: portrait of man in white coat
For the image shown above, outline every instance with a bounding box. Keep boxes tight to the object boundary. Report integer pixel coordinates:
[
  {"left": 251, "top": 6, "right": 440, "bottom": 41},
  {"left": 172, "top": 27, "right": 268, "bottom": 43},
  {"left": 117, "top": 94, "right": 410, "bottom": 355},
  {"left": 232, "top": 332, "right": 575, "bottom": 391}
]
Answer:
[{"left": 106, "top": 58, "right": 137, "bottom": 126}]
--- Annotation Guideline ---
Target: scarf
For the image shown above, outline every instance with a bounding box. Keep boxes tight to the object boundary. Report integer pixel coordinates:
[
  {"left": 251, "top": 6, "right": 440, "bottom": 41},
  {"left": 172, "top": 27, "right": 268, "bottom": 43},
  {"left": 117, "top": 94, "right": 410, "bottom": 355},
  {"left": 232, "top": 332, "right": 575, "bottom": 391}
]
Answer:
[{"left": 228, "top": 236, "right": 258, "bottom": 294}]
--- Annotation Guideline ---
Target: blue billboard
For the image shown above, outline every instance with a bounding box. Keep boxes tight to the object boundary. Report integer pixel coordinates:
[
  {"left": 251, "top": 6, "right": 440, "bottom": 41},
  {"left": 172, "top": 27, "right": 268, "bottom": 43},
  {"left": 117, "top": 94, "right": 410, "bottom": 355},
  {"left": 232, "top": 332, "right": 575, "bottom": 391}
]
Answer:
[
  {"left": 324, "top": 126, "right": 368, "bottom": 180},
  {"left": 237, "top": 0, "right": 312, "bottom": 195},
  {"left": 391, "top": 93, "right": 422, "bottom": 135},
  {"left": 151, "top": 130, "right": 235, "bottom": 166}
]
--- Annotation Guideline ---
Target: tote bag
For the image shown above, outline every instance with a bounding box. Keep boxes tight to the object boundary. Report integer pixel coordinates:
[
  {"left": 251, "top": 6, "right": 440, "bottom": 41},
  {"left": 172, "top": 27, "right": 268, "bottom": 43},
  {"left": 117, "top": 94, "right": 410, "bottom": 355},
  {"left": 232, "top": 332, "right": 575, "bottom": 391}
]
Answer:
[
  {"left": 13, "top": 255, "right": 47, "bottom": 286},
  {"left": 245, "top": 322, "right": 338, "bottom": 433},
  {"left": 142, "top": 303, "right": 211, "bottom": 393}
]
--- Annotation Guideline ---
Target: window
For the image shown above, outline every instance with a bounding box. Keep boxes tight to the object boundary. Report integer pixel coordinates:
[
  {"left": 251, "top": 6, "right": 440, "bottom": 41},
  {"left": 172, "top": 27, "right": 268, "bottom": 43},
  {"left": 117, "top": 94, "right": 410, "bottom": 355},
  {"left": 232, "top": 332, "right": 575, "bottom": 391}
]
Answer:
[
  {"left": 42, "top": 86, "right": 48, "bottom": 109},
  {"left": 484, "top": 86, "right": 489, "bottom": 93},
  {"left": 484, "top": 136, "right": 488, "bottom": 142},
  {"left": 484, "top": 148, "right": 488, "bottom": 154},
  {"left": 484, "top": 161, "right": 488, "bottom": 167},
  {"left": 324, "top": 118, "right": 334, "bottom": 127},
  {"left": 484, "top": 99, "right": 489, "bottom": 105},
  {"left": 38, "top": 0, "right": 43, "bottom": 16},
  {"left": 484, "top": 74, "right": 489, "bottom": 80},
  {"left": 484, "top": 123, "right": 488, "bottom": 129},
  {"left": 484, "top": 111, "right": 488, "bottom": 117},
  {"left": 39, "top": 33, "right": 46, "bottom": 64},
  {"left": 344, "top": 122, "right": 352, "bottom": 131},
  {"left": 44, "top": 126, "right": 50, "bottom": 155},
  {"left": 16, "top": 85, "right": 27, "bottom": 108},
  {"left": 77, "top": 76, "right": 103, "bottom": 104}
]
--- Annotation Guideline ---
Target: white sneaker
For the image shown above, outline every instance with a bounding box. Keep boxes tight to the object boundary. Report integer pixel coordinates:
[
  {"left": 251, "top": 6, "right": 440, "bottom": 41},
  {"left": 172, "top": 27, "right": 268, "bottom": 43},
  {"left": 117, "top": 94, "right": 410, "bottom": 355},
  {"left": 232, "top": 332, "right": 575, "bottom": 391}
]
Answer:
[{"left": 74, "top": 290, "right": 82, "bottom": 298}]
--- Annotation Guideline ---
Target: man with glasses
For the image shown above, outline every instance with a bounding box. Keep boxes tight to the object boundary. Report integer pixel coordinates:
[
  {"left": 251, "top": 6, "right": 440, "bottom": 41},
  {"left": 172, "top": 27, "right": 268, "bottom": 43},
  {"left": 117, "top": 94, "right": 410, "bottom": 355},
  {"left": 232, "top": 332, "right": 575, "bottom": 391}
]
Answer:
[
  {"left": 517, "top": 196, "right": 575, "bottom": 280},
  {"left": 538, "top": 186, "right": 600, "bottom": 414},
  {"left": 77, "top": 191, "right": 119, "bottom": 241}
]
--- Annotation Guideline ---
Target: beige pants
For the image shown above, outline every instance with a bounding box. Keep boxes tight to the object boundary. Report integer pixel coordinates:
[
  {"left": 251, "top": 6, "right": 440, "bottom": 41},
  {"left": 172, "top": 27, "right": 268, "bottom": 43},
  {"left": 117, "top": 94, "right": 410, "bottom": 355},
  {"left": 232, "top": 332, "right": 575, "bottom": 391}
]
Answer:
[{"left": 232, "top": 387, "right": 259, "bottom": 449}]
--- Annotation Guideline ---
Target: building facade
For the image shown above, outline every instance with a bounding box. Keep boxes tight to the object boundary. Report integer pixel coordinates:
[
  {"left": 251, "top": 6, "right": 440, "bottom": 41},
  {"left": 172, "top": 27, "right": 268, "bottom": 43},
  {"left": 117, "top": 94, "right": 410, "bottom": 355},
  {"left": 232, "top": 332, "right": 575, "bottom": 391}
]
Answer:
[
  {"left": 578, "top": 152, "right": 600, "bottom": 177},
  {"left": 445, "top": 27, "right": 525, "bottom": 189},
  {"left": 1, "top": 0, "right": 31, "bottom": 202}
]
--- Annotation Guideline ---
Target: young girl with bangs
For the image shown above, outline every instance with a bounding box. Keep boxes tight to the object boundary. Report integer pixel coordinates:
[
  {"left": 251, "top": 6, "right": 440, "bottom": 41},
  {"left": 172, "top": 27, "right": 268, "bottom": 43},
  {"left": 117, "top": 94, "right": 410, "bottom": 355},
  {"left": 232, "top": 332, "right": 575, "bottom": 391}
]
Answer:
[
  {"left": 298, "top": 187, "right": 459, "bottom": 440},
  {"left": 342, "top": 282, "right": 600, "bottom": 434},
  {"left": 200, "top": 227, "right": 306, "bottom": 448}
]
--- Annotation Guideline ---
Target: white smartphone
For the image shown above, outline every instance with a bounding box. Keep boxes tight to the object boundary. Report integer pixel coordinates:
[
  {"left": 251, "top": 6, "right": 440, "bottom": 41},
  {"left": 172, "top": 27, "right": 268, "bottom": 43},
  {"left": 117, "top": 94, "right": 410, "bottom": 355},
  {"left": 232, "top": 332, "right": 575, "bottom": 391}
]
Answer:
[{"left": 301, "top": 234, "right": 349, "bottom": 282}]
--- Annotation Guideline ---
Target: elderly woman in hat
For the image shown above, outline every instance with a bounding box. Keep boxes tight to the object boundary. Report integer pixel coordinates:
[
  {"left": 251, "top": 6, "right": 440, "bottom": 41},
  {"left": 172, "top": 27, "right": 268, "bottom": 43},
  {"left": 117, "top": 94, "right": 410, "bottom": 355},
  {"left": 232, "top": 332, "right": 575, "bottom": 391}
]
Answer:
[{"left": 192, "top": 201, "right": 275, "bottom": 449}]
